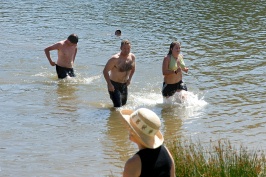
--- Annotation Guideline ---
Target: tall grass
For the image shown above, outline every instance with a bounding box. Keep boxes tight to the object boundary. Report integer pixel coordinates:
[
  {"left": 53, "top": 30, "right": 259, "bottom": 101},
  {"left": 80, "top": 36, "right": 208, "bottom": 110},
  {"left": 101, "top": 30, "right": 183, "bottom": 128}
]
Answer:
[{"left": 167, "top": 138, "right": 266, "bottom": 177}]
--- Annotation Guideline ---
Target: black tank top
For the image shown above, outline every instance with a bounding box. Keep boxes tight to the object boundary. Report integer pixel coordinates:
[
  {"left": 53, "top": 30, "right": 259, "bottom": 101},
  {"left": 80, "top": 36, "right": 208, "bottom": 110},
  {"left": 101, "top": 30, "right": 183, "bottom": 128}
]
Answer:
[{"left": 136, "top": 145, "right": 172, "bottom": 177}]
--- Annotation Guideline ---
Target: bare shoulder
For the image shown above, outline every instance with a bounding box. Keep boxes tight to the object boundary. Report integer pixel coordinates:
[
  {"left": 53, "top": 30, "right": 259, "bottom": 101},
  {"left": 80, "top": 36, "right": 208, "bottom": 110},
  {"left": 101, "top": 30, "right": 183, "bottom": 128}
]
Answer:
[
  {"left": 55, "top": 40, "right": 64, "bottom": 46},
  {"left": 123, "top": 154, "right": 141, "bottom": 177},
  {"left": 59, "top": 40, "right": 65, "bottom": 44},
  {"left": 109, "top": 53, "right": 120, "bottom": 63},
  {"left": 45, "top": 40, "right": 63, "bottom": 51},
  {"left": 163, "top": 55, "right": 170, "bottom": 63},
  {"left": 112, "top": 52, "right": 120, "bottom": 59},
  {"left": 104, "top": 54, "right": 119, "bottom": 68},
  {"left": 126, "top": 154, "right": 140, "bottom": 165},
  {"left": 130, "top": 53, "right": 136, "bottom": 60},
  {"left": 164, "top": 54, "right": 170, "bottom": 60}
]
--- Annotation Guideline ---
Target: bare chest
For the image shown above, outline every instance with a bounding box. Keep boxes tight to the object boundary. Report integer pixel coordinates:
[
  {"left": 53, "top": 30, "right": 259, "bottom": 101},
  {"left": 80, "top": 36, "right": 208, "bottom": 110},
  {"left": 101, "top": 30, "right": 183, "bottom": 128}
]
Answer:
[
  {"left": 116, "top": 58, "right": 134, "bottom": 72},
  {"left": 58, "top": 46, "right": 75, "bottom": 59}
]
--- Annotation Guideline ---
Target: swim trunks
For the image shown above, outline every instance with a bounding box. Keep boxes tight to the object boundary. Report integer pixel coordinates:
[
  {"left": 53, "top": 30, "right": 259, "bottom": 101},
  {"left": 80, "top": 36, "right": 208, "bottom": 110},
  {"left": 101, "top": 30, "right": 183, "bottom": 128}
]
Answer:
[
  {"left": 162, "top": 80, "right": 187, "bottom": 97},
  {"left": 56, "top": 64, "right": 75, "bottom": 79},
  {"left": 109, "top": 80, "right": 128, "bottom": 107}
]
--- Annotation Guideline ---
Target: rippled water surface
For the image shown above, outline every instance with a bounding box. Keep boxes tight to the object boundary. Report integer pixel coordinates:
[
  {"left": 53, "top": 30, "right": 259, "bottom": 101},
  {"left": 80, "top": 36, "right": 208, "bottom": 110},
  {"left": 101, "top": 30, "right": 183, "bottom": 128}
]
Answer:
[{"left": 0, "top": 0, "right": 266, "bottom": 176}]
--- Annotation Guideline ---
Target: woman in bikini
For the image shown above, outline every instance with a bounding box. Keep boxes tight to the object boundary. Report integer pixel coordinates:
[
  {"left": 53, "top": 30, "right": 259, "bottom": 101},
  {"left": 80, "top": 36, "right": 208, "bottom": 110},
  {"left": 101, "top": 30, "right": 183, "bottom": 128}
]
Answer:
[{"left": 162, "top": 41, "right": 189, "bottom": 98}]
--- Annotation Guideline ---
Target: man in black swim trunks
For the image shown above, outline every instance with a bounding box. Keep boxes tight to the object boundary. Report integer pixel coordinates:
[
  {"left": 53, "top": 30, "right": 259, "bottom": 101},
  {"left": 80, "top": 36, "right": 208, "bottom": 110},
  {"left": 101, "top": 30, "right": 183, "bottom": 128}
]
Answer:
[
  {"left": 44, "top": 34, "right": 78, "bottom": 79},
  {"left": 103, "top": 40, "right": 136, "bottom": 108}
]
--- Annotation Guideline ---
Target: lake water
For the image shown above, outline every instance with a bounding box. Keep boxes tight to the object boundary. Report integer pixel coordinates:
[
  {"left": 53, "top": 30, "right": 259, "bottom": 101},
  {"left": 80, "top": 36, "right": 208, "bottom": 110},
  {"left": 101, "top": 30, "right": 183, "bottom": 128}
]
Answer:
[{"left": 0, "top": 0, "right": 266, "bottom": 176}]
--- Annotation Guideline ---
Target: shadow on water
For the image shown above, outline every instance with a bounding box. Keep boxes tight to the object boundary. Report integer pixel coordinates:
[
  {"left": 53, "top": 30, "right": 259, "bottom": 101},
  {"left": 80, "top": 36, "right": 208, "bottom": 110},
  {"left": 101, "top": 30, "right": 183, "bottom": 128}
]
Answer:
[{"left": 102, "top": 109, "right": 136, "bottom": 175}]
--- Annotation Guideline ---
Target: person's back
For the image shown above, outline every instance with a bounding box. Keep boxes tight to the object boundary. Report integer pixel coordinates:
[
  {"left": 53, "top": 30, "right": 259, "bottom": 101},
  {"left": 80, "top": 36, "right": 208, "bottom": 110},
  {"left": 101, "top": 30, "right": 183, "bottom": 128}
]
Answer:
[
  {"left": 120, "top": 108, "right": 176, "bottom": 177},
  {"left": 137, "top": 145, "right": 172, "bottom": 177}
]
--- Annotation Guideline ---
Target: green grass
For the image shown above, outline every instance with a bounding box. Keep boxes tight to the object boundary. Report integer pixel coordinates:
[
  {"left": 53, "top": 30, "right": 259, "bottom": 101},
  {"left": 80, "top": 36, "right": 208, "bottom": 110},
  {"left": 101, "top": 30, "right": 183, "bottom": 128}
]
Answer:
[{"left": 167, "top": 138, "right": 266, "bottom": 177}]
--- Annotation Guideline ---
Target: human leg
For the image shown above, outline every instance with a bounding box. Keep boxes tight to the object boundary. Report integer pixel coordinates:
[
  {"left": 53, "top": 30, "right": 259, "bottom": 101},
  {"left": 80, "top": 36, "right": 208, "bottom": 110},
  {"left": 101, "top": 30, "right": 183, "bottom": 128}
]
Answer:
[{"left": 109, "top": 90, "right": 122, "bottom": 107}]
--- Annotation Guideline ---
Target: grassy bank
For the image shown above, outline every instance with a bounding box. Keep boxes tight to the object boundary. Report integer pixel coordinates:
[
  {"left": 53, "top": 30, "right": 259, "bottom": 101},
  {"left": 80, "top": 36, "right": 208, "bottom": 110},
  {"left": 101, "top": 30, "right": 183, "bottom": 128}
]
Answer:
[{"left": 167, "top": 138, "right": 266, "bottom": 177}]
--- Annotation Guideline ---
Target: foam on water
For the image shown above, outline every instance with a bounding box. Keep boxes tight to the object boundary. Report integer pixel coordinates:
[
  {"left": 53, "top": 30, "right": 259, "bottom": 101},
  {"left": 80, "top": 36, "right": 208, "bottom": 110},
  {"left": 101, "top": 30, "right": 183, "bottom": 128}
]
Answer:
[
  {"left": 128, "top": 90, "right": 207, "bottom": 107},
  {"left": 121, "top": 90, "right": 208, "bottom": 121},
  {"left": 163, "top": 90, "right": 207, "bottom": 108},
  {"left": 34, "top": 70, "right": 102, "bottom": 85}
]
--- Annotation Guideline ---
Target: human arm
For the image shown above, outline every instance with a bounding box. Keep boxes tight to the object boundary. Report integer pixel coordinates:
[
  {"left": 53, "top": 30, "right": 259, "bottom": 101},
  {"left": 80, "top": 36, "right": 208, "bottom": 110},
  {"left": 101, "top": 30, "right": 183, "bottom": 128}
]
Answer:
[
  {"left": 73, "top": 47, "right": 78, "bottom": 64},
  {"left": 103, "top": 57, "right": 116, "bottom": 92},
  {"left": 44, "top": 42, "right": 61, "bottom": 66},
  {"left": 165, "top": 146, "right": 176, "bottom": 177},
  {"left": 182, "top": 67, "right": 189, "bottom": 73},
  {"left": 123, "top": 154, "right": 141, "bottom": 177},
  {"left": 126, "top": 54, "right": 136, "bottom": 86}
]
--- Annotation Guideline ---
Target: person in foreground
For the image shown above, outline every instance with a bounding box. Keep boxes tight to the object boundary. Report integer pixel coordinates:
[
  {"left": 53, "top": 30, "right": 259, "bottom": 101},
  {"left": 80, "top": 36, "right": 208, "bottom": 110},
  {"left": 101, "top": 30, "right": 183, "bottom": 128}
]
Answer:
[
  {"left": 162, "top": 41, "right": 189, "bottom": 99},
  {"left": 103, "top": 40, "right": 136, "bottom": 108},
  {"left": 120, "top": 108, "right": 176, "bottom": 177},
  {"left": 44, "top": 34, "right": 78, "bottom": 79}
]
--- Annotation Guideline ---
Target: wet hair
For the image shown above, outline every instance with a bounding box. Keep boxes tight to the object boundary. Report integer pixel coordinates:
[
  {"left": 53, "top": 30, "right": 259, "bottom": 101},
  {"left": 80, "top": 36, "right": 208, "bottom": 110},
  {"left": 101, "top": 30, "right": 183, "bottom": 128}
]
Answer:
[
  {"left": 115, "top": 30, "right": 121, "bottom": 36},
  {"left": 167, "top": 41, "right": 181, "bottom": 55},
  {"left": 67, "top": 34, "right": 79, "bottom": 44},
  {"left": 121, "top": 39, "right": 131, "bottom": 48}
]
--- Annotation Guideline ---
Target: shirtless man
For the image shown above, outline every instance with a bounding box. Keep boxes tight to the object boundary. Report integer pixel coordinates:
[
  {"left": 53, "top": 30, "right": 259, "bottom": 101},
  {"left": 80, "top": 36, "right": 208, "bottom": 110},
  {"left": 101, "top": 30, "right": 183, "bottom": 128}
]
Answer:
[
  {"left": 44, "top": 34, "right": 78, "bottom": 79},
  {"left": 103, "top": 40, "right": 136, "bottom": 107}
]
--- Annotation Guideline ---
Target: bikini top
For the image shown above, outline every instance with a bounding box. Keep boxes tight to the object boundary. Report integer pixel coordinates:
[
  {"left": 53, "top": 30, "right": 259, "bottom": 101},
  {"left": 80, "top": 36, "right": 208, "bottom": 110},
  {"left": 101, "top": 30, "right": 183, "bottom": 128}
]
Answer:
[{"left": 168, "top": 54, "right": 186, "bottom": 71}]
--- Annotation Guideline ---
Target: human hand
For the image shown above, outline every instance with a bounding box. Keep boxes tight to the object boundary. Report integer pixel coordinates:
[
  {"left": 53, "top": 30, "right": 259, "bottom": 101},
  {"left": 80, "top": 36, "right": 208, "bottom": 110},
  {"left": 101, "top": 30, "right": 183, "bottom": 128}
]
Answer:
[
  {"left": 126, "top": 79, "right": 131, "bottom": 86},
  {"left": 184, "top": 67, "right": 189, "bottom": 73},
  {"left": 108, "top": 83, "right": 115, "bottom": 92},
  {"left": 50, "top": 61, "right": 56, "bottom": 66},
  {"left": 175, "top": 67, "right": 181, "bottom": 74}
]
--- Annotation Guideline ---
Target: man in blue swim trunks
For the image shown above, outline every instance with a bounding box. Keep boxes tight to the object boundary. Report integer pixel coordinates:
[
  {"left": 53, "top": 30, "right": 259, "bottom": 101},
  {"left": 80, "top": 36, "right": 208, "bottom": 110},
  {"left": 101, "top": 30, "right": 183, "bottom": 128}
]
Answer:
[
  {"left": 103, "top": 40, "right": 136, "bottom": 108},
  {"left": 44, "top": 34, "right": 78, "bottom": 79}
]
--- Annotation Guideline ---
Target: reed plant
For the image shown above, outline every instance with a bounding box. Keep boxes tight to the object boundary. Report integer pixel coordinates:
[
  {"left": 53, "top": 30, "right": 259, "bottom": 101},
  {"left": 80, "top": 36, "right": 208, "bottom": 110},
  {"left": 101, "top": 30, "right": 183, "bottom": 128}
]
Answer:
[{"left": 167, "top": 138, "right": 266, "bottom": 177}]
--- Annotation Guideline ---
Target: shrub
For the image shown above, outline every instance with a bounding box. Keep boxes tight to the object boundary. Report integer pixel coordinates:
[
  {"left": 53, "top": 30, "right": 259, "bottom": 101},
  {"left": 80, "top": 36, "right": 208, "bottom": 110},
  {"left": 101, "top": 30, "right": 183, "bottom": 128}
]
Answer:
[{"left": 167, "top": 138, "right": 266, "bottom": 177}]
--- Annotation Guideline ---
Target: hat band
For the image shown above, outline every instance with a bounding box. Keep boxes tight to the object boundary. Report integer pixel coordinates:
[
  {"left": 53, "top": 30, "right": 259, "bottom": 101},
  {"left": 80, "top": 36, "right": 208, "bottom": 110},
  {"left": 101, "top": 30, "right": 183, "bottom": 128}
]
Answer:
[{"left": 131, "top": 116, "right": 157, "bottom": 137}]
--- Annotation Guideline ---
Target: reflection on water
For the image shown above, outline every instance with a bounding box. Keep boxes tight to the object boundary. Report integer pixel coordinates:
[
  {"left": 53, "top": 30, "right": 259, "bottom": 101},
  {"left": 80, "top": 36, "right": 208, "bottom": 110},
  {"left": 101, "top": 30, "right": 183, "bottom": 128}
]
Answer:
[
  {"left": 56, "top": 80, "right": 79, "bottom": 113},
  {"left": 105, "top": 110, "right": 130, "bottom": 154},
  {"left": 102, "top": 109, "right": 135, "bottom": 176},
  {"left": 161, "top": 106, "right": 183, "bottom": 139}
]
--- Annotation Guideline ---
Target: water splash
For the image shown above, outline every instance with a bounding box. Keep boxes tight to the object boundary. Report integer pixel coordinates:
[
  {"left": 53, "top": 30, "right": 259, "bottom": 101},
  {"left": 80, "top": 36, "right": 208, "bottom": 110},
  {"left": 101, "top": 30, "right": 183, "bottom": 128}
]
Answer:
[
  {"left": 34, "top": 71, "right": 101, "bottom": 85},
  {"left": 83, "top": 74, "right": 101, "bottom": 84},
  {"left": 125, "top": 90, "right": 208, "bottom": 120},
  {"left": 129, "top": 90, "right": 207, "bottom": 108},
  {"left": 163, "top": 90, "right": 207, "bottom": 108}
]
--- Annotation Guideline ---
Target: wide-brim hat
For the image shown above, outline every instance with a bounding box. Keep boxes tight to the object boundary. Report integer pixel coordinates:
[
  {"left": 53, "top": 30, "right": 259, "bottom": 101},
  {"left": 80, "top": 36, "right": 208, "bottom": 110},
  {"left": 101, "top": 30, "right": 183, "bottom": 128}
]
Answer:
[{"left": 119, "top": 108, "right": 164, "bottom": 149}]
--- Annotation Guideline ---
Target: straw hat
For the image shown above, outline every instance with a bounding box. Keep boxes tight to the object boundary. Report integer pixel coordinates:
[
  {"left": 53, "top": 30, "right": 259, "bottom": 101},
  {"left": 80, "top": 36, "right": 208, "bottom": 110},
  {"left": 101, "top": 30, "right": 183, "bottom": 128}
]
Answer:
[{"left": 120, "top": 108, "right": 164, "bottom": 149}]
